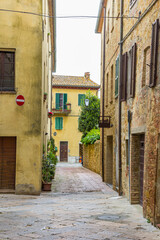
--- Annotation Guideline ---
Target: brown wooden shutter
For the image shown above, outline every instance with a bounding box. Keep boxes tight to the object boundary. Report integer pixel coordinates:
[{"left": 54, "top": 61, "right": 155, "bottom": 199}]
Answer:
[
  {"left": 149, "top": 19, "right": 159, "bottom": 87},
  {"left": 130, "top": 43, "right": 137, "bottom": 98},
  {"left": 121, "top": 52, "right": 127, "bottom": 101}
]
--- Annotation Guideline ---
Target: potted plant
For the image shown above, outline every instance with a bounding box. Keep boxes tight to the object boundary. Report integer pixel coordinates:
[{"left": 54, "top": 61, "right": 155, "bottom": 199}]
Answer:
[
  {"left": 42, "top": 139, "right": 58, "bottom": 191},
  {"left": 48, "top": 111, "right": 53, "bottom": 118},
  {"left": 44, "top": 92, "right": 48, "bottom": 101},
  {"left": 42, "top": 155, "right": 53, "bottom": 191}
]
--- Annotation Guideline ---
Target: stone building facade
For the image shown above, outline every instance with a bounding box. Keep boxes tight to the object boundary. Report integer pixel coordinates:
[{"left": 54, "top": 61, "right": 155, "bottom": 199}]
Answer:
[{"left": 96, "top": 0, "right": 160, "bottom": 225}]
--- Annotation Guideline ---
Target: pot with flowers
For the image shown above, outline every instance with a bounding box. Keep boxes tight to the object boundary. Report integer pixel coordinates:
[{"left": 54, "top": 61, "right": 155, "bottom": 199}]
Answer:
[
  {"left": 42, "top": 155, "right": 53, "bottom": 191},
  {"left": 48, "top": 111, "right": 53, "bottom": 118}
]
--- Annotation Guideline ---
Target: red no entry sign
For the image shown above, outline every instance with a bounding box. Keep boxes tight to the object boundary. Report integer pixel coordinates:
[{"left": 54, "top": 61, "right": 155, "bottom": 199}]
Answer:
[{"left": 16, "top": 95, "right": 25, "bottom": 106}]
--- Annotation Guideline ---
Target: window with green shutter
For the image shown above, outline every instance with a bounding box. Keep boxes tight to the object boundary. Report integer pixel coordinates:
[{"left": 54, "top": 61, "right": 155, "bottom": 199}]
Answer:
[
  {"left": 55, "top": 117, "right": 63, "bottom": 130},
  {"left": 115, "top": 55, "right": 119, "bottom": 98},
  {"left": 55, "top": 93, "right": 67, "bottom": 109},
  {"left": 78, "top": 94, "right": 85, "bottom": 106}
]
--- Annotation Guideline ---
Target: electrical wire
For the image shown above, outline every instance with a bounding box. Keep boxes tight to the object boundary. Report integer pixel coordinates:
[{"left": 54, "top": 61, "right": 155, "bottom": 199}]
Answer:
[{"left": 0, "top": 8, "right": 139, "bottom": 19}]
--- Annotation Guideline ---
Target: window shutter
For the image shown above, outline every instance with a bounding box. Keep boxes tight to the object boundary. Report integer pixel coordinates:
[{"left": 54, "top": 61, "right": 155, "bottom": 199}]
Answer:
[
  {"left": 60, "top": 118, "right": 63, "bottom": 130},
  {"left": 55, "top": 93, "right": 60, "bottom": 109},
  {"left": 150, "top": 19, "right": 159, "bottom": 87},
  {"left": 121, "top": 52, "right": 127, "bottom": 101},
  {"left": 78, "top": 94, "right": 85, "bottom": 106},
  {"left": 115, "top": 55, "right": 119, "bottom": 97},
  {"left": 55, "top": 117, "right": 59, "bottom": 130},
  {"left": 130, "top": 43, "right": 136, "bottom": 97},
  {"left": 63, "top": 94, "right": 67, "bottom": 109},
  {"left": 78, "top": 94, "right": 81, "bottom": 105},
  {"left": 55, "top": 117, "right": 63, "bottom": 130}
]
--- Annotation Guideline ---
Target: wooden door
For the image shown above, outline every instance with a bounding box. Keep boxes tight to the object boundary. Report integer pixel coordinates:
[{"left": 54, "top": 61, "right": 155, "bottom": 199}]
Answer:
[
  {"left": 140, "top": 135, "right": 145, "bottom": 206},
  {"left": 60, "top": 142, "right": 68, "bottom": 162},
  {"left": 0, "top": 137, "right": 16, "bottom": 189}
]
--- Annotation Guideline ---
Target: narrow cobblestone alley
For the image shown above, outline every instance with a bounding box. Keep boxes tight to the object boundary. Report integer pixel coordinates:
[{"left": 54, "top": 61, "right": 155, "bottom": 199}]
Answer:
[{"left": 0, "top": 163, "right": 160, "bottom": 240}]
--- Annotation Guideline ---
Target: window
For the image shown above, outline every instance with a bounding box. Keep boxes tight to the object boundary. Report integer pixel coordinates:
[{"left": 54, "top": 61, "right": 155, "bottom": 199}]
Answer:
[
  {"left": 55, "top": 93, "right": 67, "bottom": 110},
  {"left": 0, "top": 52, "right": 15, "bottom": 91},
  {"left": 78, "top": 94, "right": 85, "bottom": 106},
  {"left": 55, "top": 117, "right": 63, "bottom": 130},
  {"left": 142, "top": 46, "right": 150, "bottom": 87},
  {"left": 130, "top": 0, "right": 137, "bottom": 8},
  {"left": 115, "top": 55, "right": 119, "bottom": 97},
  {"left": 122, "top": 43, "right": 136, "bottom": 100},
  {"left": 121, "top": 52, "right": 127, "bottom": 101},
  {"left": 149, "top": 19, "right": 159, "bottom": 87},
  {"left": 106, "top": 73, "right": 109, "bottom": 106},
  {"left": 110, "top": 65, "right": 113, "bottom": 103}
]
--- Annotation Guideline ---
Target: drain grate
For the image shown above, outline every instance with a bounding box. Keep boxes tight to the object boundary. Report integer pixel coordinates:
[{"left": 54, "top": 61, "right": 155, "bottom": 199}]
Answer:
[{"left": 97, "top": 214, "right": 120, "bottom": 221}]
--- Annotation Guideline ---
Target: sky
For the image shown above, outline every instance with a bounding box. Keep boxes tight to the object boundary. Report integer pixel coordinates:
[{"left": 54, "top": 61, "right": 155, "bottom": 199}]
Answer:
[{"left": 55, "top": 0, "right": 101, "bottom": 85}]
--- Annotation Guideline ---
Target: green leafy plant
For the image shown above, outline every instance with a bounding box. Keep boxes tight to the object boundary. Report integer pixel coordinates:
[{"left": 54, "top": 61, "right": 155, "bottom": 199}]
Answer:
[
  {"left": 78, "top": 90, "right": 100, "bottom": 137},
  {"left": 81, "top": 129, "right": 100, "bottom": 145},
  {"left": 42, "top": 138, "right": 58, "bottom": 183}
]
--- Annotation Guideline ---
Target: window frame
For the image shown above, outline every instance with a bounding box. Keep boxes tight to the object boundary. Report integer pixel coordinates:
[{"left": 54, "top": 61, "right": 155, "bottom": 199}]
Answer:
[
  {"left": 0, "top": 51, "right": 15, "bottom": 92},
  {"left": 55, "top": 117, "right": 63, "bottom": 130}
]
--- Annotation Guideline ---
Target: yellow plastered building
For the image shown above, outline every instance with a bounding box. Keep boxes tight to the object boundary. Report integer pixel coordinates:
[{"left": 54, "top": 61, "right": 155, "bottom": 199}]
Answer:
[
  {"left": 52, "top": 73, "right": 99, "bottom": 163},
  {"left": 0, "top": 0, "right": 56, "bottom": 195}
]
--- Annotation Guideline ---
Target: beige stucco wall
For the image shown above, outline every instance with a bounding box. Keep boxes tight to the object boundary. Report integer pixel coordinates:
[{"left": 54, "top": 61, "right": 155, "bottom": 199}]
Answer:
[
  {"left": 42, "top": 0, "right": 53, "bottom": 151},
  {"left": 52, "top": 88, "right": 98, "bottom": 162},
  {"left": 0, "top": 0, "right": 42, "bottom": 194}
]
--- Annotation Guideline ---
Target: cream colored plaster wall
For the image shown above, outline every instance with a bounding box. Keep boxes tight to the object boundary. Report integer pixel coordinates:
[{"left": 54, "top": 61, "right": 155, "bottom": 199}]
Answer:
[
  {"left": 0, "top": 0, "right": 42, "bottom": 194},
  {"left": 42, "top": 0, "right": 53, "bottom": 150},
  {"left": 52, "top": 88, "right": 98, "bottom": 161}
]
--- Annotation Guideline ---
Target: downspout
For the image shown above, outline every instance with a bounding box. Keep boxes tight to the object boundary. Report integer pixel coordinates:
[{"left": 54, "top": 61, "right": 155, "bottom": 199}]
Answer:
[
  {"left": 118, "top": 0, "right": 123, "bottom": 195},
  {"left": 128, "top": 110, "right": 132, "bottom": 201},
  {"left": 50, "top": 54, "right": 53, "bottom": 139},
  {"left": 102, "top": 5, "right": 106, "bottom": 181}
]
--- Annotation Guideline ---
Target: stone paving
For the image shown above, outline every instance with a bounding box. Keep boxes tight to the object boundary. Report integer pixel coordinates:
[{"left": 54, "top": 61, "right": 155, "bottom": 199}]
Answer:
[{"left": 0, "top": 163, "right": 160, "bottom": 240}]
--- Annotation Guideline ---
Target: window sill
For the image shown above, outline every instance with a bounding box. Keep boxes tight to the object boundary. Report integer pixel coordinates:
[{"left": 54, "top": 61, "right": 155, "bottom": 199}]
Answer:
[{"left": 0, "top": 90, "right": 17, "bottom": 94}]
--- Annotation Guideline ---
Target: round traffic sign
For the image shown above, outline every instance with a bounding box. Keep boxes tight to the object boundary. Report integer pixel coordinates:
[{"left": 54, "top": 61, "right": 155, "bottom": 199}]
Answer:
[{"left": 16, "top": 95, "right": 25, "bottom": 106}]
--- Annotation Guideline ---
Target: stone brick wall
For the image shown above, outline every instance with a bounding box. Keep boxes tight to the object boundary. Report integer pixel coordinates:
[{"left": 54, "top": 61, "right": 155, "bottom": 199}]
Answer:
[{"left": 83, "top": 140, "right": 101, "bottom": 175}]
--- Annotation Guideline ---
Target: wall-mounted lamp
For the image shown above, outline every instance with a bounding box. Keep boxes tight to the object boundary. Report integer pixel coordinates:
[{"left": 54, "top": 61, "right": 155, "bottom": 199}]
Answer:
[{"left": 85, "top": 99, "right": 89, "bottom": 107}]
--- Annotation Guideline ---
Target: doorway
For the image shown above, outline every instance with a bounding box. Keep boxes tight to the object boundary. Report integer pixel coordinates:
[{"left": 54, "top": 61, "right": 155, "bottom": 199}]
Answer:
[
  {"left": 131, "top": 134, "right": 145, "bottom": 205},
  {"left": 106, "top": 136, "right": 113, "bottom": 185},
  {"left": 0, "top": 137, "right": 16, "bottom": 190},
  {"left": 60, "top": 142, "right": 68, "bottom": 162}
]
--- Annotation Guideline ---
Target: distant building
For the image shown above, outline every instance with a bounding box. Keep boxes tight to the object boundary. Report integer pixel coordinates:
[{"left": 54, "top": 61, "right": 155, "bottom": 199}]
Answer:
[
  {"left": 0, "top": 0, "right": 56, "bottom": 194},
  {"left": 52, "top": 73, "right": 100, "bottom": 163}
]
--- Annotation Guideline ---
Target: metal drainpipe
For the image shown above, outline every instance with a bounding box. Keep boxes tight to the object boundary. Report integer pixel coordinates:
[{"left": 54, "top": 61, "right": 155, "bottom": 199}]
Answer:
[
  {"left": 128, "top": 110, "right": 131, "bottom": 201},
  {"left": 118, "top": 0, "right": 123, "bottom": 195},
  {"left": 102, "top": 5, "right": 106, "bottom": 182},
  {"left": 50, "top": 54, "right": 53, "bottom": 139}
]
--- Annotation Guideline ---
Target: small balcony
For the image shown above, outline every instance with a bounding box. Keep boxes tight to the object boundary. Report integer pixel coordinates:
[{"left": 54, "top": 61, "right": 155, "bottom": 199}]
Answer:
[
  {"left": 52, "top": 103, "right": 71, "bottom": 116},
  {"left": 99, "top": 116, "right": 112, "bottom": 128}
]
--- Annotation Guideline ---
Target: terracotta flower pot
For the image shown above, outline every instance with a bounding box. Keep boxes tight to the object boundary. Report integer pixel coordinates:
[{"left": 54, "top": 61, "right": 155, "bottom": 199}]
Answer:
[{"left": 42, "top": 182, "right": 52, "bottom": 191}]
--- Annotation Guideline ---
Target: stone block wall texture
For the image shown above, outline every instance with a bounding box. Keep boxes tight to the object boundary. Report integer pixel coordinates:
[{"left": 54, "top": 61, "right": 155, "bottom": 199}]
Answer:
[
  {"left": 99, "top": 0, "right": 160, "bottom": 225},
  {"left": 83, "top": 141, "right": 101, "bottom": 175}
]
